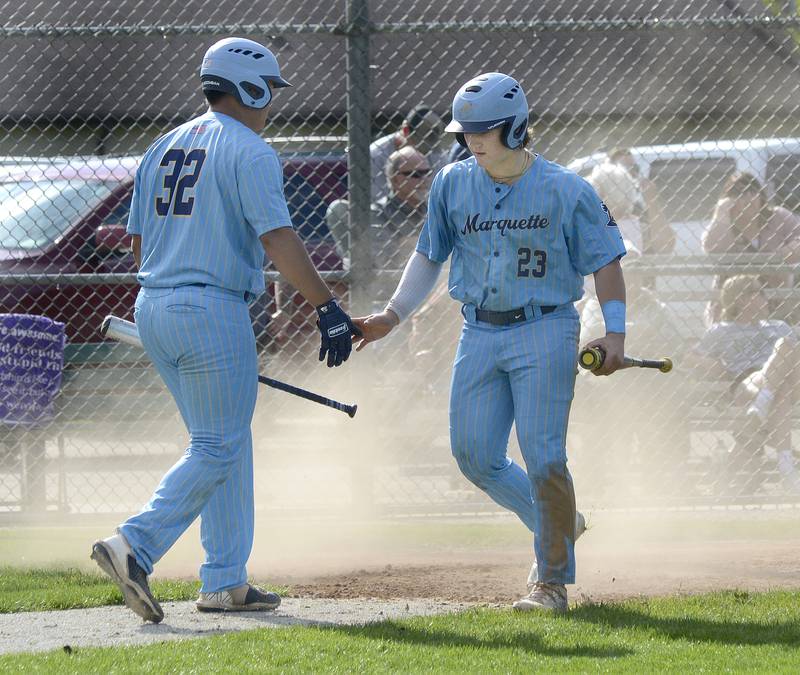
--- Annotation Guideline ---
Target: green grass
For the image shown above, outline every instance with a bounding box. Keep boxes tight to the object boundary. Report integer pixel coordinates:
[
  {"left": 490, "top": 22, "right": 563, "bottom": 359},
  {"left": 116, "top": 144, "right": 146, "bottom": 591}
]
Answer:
[
  {"left": 1, "top": 590, "right": 799, "bottom": 672},
  {"left": 0, "top": 566, "right": 204, "bottom": 613}
]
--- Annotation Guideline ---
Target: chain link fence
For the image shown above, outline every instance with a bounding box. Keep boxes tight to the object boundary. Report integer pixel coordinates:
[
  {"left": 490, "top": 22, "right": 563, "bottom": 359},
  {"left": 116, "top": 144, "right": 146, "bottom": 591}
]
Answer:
[{"left": 1, "top": 1, "right": 800, "bottom": 518}]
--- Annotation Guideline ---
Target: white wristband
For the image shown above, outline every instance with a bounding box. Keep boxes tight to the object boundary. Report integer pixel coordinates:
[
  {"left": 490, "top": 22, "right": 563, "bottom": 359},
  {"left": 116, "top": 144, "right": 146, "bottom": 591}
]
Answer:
[{"left": 384, "top": 251, "right": 443, "bottom": 323}]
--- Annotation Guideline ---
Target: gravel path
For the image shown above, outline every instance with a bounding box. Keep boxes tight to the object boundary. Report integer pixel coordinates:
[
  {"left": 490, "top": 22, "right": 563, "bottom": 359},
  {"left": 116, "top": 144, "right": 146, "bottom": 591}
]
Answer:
[{"left": 0, "top": 598, "right": 470, "bottom": 655}]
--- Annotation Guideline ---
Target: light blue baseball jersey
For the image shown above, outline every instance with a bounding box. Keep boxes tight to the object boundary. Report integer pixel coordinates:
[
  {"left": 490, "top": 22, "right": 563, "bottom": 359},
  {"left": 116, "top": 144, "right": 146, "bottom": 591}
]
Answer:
[
  {"left": 416, "top": 154, "right": 627, "bottom": 310},
  {"left": 127, "top": 111, "right": 292, "bottom": 299},
  {"left": 120, "top": 111, "right": 291, "bottom": 594},
  {"left": 416, "top": 152, "right": 626, "bottom": 586}
]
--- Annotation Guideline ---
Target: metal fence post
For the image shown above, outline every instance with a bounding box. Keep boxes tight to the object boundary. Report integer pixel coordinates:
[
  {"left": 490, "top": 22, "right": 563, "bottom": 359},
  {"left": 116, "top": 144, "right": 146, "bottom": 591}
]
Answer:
[
  {"left": 345, "top": 0, "right": 375, "bottom": 509},
  {"left": 346, "top": 0, "right": 373, "bottom": 316}
]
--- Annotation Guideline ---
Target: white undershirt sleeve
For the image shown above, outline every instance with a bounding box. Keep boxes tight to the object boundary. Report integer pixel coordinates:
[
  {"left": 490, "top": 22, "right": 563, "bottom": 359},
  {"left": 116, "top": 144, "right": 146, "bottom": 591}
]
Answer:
[{"left": 384, "top": 251, "right": 443, "bottom": 323}]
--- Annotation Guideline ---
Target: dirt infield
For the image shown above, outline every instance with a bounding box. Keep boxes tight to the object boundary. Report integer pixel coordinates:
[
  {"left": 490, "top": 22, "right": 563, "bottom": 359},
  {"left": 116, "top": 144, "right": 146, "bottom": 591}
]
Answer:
[
  {"left": 271, "top": 509, "right": 800, "bottom": 604},
  {"left": 286, "top": 539, "right": 800, "bottom": 604}
]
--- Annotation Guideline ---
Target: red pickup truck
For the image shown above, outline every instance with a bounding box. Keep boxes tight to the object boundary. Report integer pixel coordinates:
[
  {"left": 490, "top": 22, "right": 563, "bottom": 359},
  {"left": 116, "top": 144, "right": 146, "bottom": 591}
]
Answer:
[{"left": 0, "top": 153, "right": 348, "bottom": 346}]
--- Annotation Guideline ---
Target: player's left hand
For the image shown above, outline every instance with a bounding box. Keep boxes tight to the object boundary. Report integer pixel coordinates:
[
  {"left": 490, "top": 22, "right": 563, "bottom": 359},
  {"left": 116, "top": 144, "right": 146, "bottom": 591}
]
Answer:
[{"left": 584, "top": 333, "right": 625, "bottom": 376}]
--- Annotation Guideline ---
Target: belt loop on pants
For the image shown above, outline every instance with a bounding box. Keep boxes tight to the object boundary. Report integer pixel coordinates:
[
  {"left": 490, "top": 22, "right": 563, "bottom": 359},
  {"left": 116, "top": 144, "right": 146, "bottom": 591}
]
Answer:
[
  {"left": 461, "top": 305, "right": 478, "bottom": 323},
  {"left": 525, "top": 305, "right": 541, "bottom": 321}
]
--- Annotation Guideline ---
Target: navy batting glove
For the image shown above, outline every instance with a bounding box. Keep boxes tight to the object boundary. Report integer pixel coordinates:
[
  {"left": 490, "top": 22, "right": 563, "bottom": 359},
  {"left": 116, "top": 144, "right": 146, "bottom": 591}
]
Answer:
[{"left": 316, "top": 299, "right": 358, "bottom": 368}]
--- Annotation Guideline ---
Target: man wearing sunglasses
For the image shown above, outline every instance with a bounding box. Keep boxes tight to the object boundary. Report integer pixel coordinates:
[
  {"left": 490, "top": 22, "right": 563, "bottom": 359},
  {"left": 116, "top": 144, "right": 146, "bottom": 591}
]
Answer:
[
  {"left": 370, "top": 146, "right": 434, "bottom": 282},
  {"left": 370, "top": 105, "right": 445, "bottom": 203},
  {"left": 378, "top": 147, "right": 432, "bottom": 227}
]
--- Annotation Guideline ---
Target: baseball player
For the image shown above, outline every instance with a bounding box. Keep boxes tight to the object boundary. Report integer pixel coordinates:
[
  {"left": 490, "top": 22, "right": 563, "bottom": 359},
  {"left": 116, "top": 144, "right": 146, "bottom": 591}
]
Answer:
[
  {"left": 354, "top": 73, "right": 627, "bottom": 612},
  {"left": 90, "top": 37, "right": 358, "bottom": 623}
]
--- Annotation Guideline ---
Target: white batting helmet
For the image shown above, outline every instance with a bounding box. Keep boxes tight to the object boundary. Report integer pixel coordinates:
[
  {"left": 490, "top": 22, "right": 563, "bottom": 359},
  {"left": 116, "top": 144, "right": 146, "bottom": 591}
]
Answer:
[
  {"left": 445, "top": 72, "right": 529, "bottom": 150},
  {"left": 200, "top": 37, "right": 291, "bottom": 110}
]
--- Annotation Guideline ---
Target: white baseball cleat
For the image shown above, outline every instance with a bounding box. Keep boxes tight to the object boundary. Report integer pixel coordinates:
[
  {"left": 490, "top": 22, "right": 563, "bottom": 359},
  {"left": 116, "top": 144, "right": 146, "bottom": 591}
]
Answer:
[
  {"left": 91, "top": 531, "right": 163, "bottom": 623},
  {"left": 513, "top": 582, "right": 568, "bottom": 612},
  {"left": 526, "top": 510, "right": 587, "bottom": 587},
  {"left": 196, "top": 583, "right": 281, "bottom": 612}
]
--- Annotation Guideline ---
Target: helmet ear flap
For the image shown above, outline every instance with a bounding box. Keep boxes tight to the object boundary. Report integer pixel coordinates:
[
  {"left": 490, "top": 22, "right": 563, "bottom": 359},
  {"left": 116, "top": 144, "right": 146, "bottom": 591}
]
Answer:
[
  {"left": 240, "top": 81, "right": 265, "bottom": 101},
  {"left": 503, "top": 120, "right": 527, "bottom": 149}
]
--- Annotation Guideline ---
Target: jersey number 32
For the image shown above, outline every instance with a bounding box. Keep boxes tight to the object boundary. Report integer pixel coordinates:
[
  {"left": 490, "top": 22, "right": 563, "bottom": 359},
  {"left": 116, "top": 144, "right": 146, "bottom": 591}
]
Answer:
[{"left": 155, "top": 148, "right": 207, "bottom": 217}]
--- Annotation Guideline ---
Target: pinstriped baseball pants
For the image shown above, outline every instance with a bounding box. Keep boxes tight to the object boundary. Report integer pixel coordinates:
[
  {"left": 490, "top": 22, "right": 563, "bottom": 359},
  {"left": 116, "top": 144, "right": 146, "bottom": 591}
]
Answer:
[
  {"left": 120, "top": 285, "right": 258, "bottom": 593},
  {"left": 449, "top": 305, "right": 580, "bottom": 584}
]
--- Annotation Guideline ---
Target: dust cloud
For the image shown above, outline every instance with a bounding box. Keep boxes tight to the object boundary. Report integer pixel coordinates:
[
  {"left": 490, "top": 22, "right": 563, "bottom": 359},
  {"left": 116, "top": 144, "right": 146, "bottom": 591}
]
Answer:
[{"left": 4, "top": 320, "right": 799, "bottom": 602}]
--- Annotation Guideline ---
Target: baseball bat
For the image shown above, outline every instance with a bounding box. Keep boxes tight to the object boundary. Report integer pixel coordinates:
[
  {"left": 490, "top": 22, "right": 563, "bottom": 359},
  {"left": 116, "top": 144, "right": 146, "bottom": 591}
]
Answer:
[
  {"left": 100, "top": 315, "right": 358, "bottom": 418},
  {"left": 578, "top": 346, "right": 673, "bottom": 373}
]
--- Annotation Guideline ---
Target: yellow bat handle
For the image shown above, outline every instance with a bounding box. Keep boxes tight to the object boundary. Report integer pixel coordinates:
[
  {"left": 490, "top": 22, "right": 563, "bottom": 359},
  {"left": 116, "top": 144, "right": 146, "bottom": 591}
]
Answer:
[
  {"left": 578, "top": 346, "right": 604, "bottom": 371},
  {"left": 578, "top": 347, "right": 674, "bottom": 373}
]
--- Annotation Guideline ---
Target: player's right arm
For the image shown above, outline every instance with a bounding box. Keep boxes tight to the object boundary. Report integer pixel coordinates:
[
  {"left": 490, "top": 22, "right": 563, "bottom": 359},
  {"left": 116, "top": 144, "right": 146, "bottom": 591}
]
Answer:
[
  {"left": 261, "top": 227, "right": 358, "bottom": 368},
  {"left": 242, "top": 149, "right": 355, "bottom": 366},
  {"left": 238, "top": 149, "right": 335, "bottom": 306},
  {"left": 566, "top": 176, "right": 628, "bottom": 376},
  {"left": 259, "top": 228, "right": 333, "bottom": 306}
]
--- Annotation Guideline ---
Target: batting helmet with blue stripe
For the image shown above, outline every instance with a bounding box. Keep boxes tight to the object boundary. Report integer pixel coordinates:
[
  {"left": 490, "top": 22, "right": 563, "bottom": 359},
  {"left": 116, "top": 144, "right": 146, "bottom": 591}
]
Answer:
[{"left": 445, "top": 73, "right": 529, "bottom": 150}]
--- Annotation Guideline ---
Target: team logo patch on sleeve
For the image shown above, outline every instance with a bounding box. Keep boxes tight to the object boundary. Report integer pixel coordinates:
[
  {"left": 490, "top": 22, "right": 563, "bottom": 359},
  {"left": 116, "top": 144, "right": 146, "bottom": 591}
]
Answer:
[{"left": 600, "top": 201, "right": 618, "bottom": 227}]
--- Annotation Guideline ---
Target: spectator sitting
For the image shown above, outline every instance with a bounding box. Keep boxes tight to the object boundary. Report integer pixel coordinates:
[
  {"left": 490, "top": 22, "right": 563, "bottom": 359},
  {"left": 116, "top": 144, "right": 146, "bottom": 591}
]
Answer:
[
  {"left": 587, "top": 155, "right": 645, "bottom": 255},
  {"left": 702, "top": 171, "right": 800, "bottom": 323},
  {"left": 370, "top": 105, "right": 445, "bottom": 202},
  {"left": 691, "top": 275, "right": 800, "bottom": 494},
  {"left": 588, "top": 149, "right": 675, "bottom": 256},
  {"left": 352, "top": 147, "right": 436, "bottom": 371},
  {"left": 326, "top": 146, "right": 431, "bottom": 266},
  {"left": 369, "top": 146, "right": 432, "bottom": 306},
  {"left": 374, "top": 147, "right": 430, "bottom": 234},
  {"left": 608, "top": 147, "right": 675, "bottom": 254}
]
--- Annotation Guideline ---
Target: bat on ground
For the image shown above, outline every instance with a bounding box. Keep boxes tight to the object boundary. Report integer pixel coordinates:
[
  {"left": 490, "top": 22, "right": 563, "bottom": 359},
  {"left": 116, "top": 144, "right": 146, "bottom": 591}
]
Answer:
[
  {"left": 578, "top": 346, "right": 673, "bottom": 373},
  {"left": 100, "top": 315, "right": 358, "bottom": 418}
]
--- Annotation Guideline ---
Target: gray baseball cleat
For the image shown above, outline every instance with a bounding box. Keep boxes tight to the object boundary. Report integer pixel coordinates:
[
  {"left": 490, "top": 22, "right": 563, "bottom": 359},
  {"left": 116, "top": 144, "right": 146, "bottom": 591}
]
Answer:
[
  {"left": 91, "top": 531, "right": 164, "bottom": 623},
  {"left": 513, "top": 582, "right": 568, "bottom": 612},
  {"left": 526, "top": 510, "right": 587, "bottom": 588},
  {"left": 196, "top": 583, "right": 281, "bottom": 612}
]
